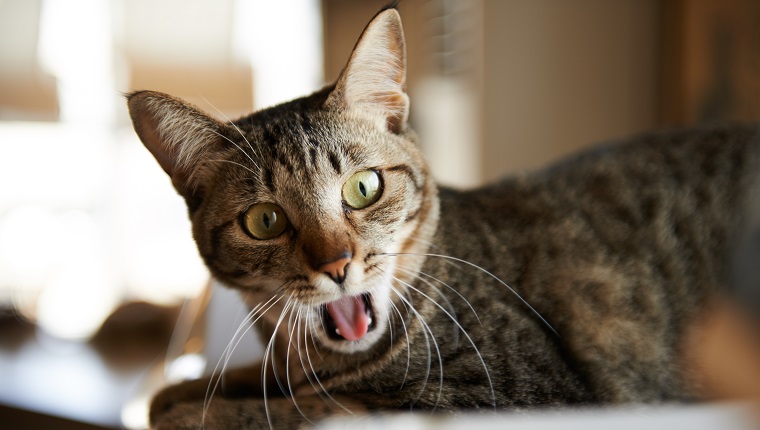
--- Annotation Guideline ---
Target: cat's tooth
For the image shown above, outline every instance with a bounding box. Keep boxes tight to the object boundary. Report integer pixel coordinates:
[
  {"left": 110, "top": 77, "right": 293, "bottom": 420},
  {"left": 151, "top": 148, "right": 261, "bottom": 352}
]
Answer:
[
  {"left": 368, "top": 318, "right": 373, "bottom": 326},
  {"left": 335, "top": 328, "right": 341, "bottom": 336}
]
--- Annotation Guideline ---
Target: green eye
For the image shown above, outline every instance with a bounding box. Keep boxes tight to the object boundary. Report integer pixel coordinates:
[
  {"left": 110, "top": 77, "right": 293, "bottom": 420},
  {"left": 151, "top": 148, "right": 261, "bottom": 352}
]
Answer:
[
  {"left": 243, "top": 203, "right": 288, "bottom": 239},
  {"left": 342, "top": 170, "right": 382, "bottom": 209}
]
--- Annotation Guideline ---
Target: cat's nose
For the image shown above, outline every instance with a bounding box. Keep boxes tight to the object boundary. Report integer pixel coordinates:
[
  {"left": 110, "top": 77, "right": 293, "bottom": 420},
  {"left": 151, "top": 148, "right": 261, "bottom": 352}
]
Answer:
[{"left": 317, "top": 253, "right": 351, "bottom": 284}]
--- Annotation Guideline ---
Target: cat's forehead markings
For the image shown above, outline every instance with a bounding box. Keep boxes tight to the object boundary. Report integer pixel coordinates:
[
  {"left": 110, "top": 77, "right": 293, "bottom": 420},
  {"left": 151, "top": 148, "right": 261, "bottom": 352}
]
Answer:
[
  {"left": 344, "top": 142, "right": 366, "bottom": 167},
  {"left": 308, "top": 147, "right": 318, "bottom": 167},
  {"left": 263, "top": 167, "right": 275, "bottom": 193},
  {"left": 327, "top": 151, "right": 343, "bottom": 175},
  {"left": 291, "top": 111, "right": 321, "bottom": 148},
  {"left": 240, "top": 177, "right": 266, "bottom": 198},
  {"left": 261, "top": 121, "right": 283, "bottom": 147}
]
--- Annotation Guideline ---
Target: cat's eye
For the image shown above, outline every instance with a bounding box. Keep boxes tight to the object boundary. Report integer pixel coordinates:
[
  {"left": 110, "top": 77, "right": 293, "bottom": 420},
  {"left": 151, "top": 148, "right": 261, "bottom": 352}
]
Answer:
[
  {"left": 243, "top": 203, "right": 289, "bottom": 240},
  {"left": 342, "top": 170, "right": 383, "bottom": 209}
]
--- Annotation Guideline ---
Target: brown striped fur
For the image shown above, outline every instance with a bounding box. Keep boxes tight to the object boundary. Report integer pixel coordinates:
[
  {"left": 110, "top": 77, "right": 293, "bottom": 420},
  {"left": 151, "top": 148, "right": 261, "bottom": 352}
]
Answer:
[{"left": 127, "top": 6, "right": 760, "bottom": 430}]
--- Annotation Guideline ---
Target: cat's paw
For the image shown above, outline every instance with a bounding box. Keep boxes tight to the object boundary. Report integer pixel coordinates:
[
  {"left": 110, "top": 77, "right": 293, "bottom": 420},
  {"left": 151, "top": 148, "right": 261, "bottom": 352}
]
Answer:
[
  {"left": 149, "top": 378, "right": 212, "bottom": 426},
  {"left": 151, "top": 399, "right": 274, "bottom": 430},
  {"left": 151, "top": 401, "right": 209, "bottom": 430},
  {"left": 151, "top": 396, "right": 363, "bottom": 430}
]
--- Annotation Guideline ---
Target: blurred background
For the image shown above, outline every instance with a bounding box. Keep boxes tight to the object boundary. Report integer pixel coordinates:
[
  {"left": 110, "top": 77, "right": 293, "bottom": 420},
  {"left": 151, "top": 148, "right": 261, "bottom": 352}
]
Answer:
[{"left": 1, "top": 0, "right": 760, "bottom": 429}]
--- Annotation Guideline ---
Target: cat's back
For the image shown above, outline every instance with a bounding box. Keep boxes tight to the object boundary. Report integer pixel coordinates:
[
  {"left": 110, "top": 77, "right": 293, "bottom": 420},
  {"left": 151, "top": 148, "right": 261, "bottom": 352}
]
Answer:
[
  {"left": 432, "top": 123, "right": 760, "bottom": 402},
  {"left": 444, "top": 123, "right": 760, "bottom": 276}
]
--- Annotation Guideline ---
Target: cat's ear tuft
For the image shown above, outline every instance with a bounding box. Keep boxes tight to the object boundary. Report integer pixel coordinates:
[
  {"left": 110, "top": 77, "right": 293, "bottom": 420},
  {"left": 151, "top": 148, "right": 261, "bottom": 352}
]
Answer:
[
  {"left": 127, "top": 91, "right": 227, "bottom": 192},
  {"left": 326, "top": 8, "right": 409, "bottom": 134}
]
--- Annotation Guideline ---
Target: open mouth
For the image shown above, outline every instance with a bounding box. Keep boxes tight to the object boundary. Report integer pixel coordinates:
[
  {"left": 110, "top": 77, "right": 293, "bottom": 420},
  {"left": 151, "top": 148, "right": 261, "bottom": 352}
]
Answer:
[{"left": 322, "top": 293, "right": 376, "bottom": 341}]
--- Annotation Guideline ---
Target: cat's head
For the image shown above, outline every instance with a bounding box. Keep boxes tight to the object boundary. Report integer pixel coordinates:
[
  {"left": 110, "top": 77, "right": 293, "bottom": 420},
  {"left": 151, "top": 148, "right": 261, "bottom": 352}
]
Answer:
[{"left": 127, "top": 7, "right": 439, "bottom": 353}]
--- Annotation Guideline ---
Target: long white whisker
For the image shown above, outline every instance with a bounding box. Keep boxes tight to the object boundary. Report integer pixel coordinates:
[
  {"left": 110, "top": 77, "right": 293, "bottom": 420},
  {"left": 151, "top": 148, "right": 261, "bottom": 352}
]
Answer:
[
  {"left": 388, "top": 283, "right": 441, "bottom": 410},
  {"left": 387, "top": 252, "right": 558, "bottom": 337},
  {"left": 396, "top": 263, "right": 482, "bottom": 326},
  {"left": 269, "top": 300, "right": 295, "bottom": 398},
  {"left": 387, "top": 298, "right": 411, "bottom": 388},
  {"left": 261, "top": 330, "right": 275, "bottom": 430},
  {"left": 388, "top": 280, "right": 444, "bottom": 411},
  {"left": 306, "top": 307, "right": 325, "bottom": 361},
  {"left": 263, "top": 298, "right": 296, "bottom": 430},
  {"left": 218, "top": 294, "right": 278, "bottom": 375},
  {"left": 293, "top": 308, "right": 326, "bottom": 400},
  {"left": 299, "top": 308, "right": 355, "bottom": 414},
  {"left": 394, "top": 266, "right": 455, "bottom": 312},
  {"left": 363, "top": 265, "right": 411, "bottom": 388},
  {"left": 285, "top": 303, "right": 314, "bottom": 425},
  {"left": 202, "top": 293, "right": 282, "bottom": 425},
  {"left": 389, "top": 271, "right": 496, "bottom": 409},
  {"left": 394, "top": 265, "right": 460, "bottom": 347},
  {"left": 385, "top": 294, "right": 394, "bottom": 352}
]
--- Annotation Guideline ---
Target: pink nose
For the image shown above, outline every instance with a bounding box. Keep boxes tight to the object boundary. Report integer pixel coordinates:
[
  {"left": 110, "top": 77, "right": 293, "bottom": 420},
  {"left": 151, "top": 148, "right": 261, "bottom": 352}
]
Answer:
[{"left": 318, "top": 255, "right": 351, "bottom": 284}]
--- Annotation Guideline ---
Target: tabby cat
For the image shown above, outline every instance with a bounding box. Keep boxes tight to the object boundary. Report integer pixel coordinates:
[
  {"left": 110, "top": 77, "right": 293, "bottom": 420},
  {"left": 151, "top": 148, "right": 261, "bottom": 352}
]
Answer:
[{"left": 127, "top": 5, "right": 759, "bottom": 430}]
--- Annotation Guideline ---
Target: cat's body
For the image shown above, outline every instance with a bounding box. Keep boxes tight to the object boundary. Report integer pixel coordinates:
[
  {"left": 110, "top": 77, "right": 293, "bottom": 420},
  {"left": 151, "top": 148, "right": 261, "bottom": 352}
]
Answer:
[
  {"left": 127, "top": 6, "right": 759, "bottom": 430},
  {"left": 426, "top": 125, "right": 756, "bottom": 405}
]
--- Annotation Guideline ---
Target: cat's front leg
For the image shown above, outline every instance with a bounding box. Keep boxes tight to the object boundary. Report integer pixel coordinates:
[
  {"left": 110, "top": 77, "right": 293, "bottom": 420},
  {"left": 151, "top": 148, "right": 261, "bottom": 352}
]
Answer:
[
  {"left": 152, "top": 395, "right": 370, "bottom": 430},
  {"left": 150, "top": 361, "right": 272, "bottom": 426}
]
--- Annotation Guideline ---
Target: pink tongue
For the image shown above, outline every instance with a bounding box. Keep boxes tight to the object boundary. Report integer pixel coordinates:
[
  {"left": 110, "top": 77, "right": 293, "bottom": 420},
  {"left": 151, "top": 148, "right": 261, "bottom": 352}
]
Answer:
[{"left": 326, "top": 295, "right": 370, "bottom": 341}]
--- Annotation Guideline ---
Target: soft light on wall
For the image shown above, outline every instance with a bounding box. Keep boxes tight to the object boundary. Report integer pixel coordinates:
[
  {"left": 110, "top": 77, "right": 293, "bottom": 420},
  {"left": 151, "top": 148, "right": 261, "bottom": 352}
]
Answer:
[{"left": 0, "top": 0, "right": 324, "bottom": 342}]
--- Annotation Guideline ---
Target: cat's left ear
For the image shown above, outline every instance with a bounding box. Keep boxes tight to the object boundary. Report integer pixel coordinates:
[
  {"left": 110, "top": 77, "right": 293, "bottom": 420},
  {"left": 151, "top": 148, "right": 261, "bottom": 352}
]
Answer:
[{"left": 326, "top": 7, "right": 408, "bottom": 134}]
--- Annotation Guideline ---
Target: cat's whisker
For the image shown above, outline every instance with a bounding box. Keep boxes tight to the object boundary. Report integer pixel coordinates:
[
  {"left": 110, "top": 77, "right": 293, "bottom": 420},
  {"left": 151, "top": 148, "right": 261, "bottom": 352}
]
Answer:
[
  {"left": 391, "top": 266, "right": 459, "bottom": 348},
  {"left": 394, "top": 262, "right": 482, "bottom": 327},
  {"left": 202, "top": 289, "right": 282, "bottom": 415},
  {"left": 394, "top": 265, "right": 460, "bottom": 347},
  {"left": 269, "top": 299, "right": 296, "bottom": 399},
  {"left": 293, "top": 308, "right": 324, "bottom": 400},
  {"left": 387, "top": 298, "right": 412, "bottom": 389},
  {"left": 261, "top": 334, "right": 275, "bottom": 430},
  {"left": 365, "top": 264, "right": 417, "bottom": 369},
  {"left": 260, "top": 322, "right": 279, "bottom": 430},
  {"left": 418, "top": 269, "right": 482, "bottom": 327},
  {"left": 386, "top": 252, "right": 559, "bottom": 337},
  {"left": 387, "top": 282, "right": 442, "bottom": 410},
  {"left": 291, "top": 306, "right": 336, "bottom": 415},
  {"left": 388, "top": 278, "right": 445, "bottom": 411},
  {"left": 298, "top": 307, "right": 355, "bottom": 415},
  {"left": 305, "top": 307, "right": 325, "bottom": 361},
  {"left": 296, "top": 310, "right": 326, "bottom": 403},
  {"left": 202, "top": 291, "right": 282, "bottom": 426},
  {"left": 393, "top": 290, "right": 439, "bottom": 410},
  {"left": 384, "top": 292, "right": 394, "bottom": 351},
  {"left": 218, "top": 292, "right": 280, "bottom": 373},
  {"left": 389, "top": 271, "right": 496, "bottom": 409},
  {"left": 263, "top": 297, "right": 297, "bottom": 430},
  {"left": 284, "top": 304, "right": 315, "bottom": 425}
]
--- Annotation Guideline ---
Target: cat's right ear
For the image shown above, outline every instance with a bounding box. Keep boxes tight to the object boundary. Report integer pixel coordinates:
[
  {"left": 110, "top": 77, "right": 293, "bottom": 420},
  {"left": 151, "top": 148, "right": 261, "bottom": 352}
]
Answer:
[{"left": 127, "top": 91, "right": 227, "bottom": 193}]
